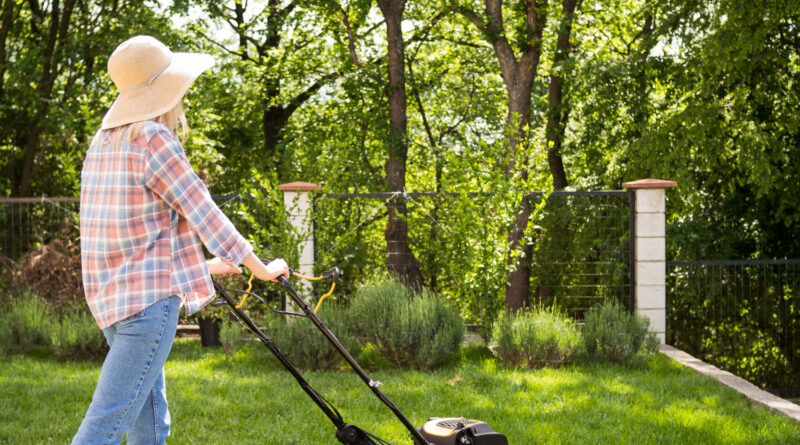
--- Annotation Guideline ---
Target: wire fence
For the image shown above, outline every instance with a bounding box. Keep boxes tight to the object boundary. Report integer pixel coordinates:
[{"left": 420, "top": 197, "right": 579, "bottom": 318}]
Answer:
[
  {"left": 0, "top": 196, "right": 247, "bottom": 261},
  {"left": 2, "top": 192, "right": 634, "bottom": 324},
  {"left": 667, "top": 260, "right": 800, "bottom": 397},
  {"left": 7, "top": 195, "right": 799, "bottom": 396},
  {"left": 529, "top": 191, "right": 633, "bottom": 317},
  {"left": 312, "top": 190, "right": 634, "bottom": 320},
  {"left": 0, "top": 197, "right": 80, "bottom": 260}
]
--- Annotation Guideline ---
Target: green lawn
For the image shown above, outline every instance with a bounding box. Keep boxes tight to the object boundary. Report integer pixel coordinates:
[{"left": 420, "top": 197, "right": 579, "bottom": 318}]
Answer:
[{"left": 1, "top": 340, "right": 798, "bottom": 444}]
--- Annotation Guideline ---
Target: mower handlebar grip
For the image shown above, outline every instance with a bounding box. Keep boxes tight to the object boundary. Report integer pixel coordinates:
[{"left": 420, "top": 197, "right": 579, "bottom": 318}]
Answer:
[{"left": 322, "top": 267, "right": 340, "bottom": 281}]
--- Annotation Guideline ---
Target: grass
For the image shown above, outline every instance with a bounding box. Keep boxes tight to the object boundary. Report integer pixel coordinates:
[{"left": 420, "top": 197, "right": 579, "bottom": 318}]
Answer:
[{"left": 1, "top": 340, "right": 798, "bottom": 444}]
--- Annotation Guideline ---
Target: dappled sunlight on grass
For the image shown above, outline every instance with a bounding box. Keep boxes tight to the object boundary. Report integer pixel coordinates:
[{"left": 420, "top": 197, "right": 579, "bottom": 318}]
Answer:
[{"left": 1, "top": 340, "right": 798, "bottom": 443}]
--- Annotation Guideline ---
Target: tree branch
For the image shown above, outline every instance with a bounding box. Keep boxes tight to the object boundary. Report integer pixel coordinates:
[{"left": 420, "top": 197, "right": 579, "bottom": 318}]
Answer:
[
  {"left": 518, "top": 0, "right": 548, "bottom": 73},
  {"left": 358, "top": 19, "right": 385, "bottom": 39},
  {"left": 282, "top": 71, "right": 338, "bottom": 119},
  {"left": 341, "top": 6, "right": 363, "bottom": 68},
  {"left": 191, "top": 26, "right": 250, "bottom": 60},
  {"left": 451, "top": 4, "right": 487, "bottom": 34},
  {"left": 407, "top": 58, "right": 436, "bottom": 152}
]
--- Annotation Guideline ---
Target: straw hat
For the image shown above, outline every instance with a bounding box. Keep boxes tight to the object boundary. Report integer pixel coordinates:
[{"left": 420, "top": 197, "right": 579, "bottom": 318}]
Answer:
[{"left": 101, "top": 35, "right": 214, "bottom": 130}]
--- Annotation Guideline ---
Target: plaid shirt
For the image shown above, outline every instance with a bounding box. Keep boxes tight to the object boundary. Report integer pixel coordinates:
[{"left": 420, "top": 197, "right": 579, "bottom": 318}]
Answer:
[{"left": 80, "top": 121, "right": 252, "bottom": 329}]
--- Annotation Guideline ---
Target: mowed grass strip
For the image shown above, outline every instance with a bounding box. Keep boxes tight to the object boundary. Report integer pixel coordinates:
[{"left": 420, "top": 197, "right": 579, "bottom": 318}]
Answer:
[{"left": 1, "top": 340, "right": 798, "bottom": 444}]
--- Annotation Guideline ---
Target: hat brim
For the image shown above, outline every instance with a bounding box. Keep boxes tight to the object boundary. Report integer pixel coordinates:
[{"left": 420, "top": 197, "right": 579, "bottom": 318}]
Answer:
[{"left": 101, "top": 52, "right": 214, "bottom": 130}]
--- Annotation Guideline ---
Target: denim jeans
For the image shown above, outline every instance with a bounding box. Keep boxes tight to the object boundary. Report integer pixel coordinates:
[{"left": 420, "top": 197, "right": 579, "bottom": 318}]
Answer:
[{"left": 72, "top": 296, "right": 180, "bottom": 445}]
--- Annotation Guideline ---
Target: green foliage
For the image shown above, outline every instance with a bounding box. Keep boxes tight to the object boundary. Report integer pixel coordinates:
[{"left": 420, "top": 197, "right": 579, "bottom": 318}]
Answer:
[
  {"left": 6, "top": 292, "right": 54, "bottom": 350},
  {"left": 0, "top": 312, "right": 12, "bottom": 355},
  {"left": 667, "top": 263, "right": 800, "bottom": 392},
  {"left": 0, "top": 291, "right": 106, "bottom": 358},
  {"left": 267, "top": 303, "right": 361, "bottom": 371},
  {"left": 568, "top": 0, "right": 800, "bottom": 261},
  {"left": 490, "top": 306, "right": 582, "bottom": 368},
  {"left": 348, "top": 278, "right": 464, "bottom": 370},
  {"left": 0, "top": 1, "right": 181, "bottom": 196},
  {"left": 46, "top": 307, "right": 107, "bottom": 359},
  {"left": 219, "top": 318, "right": 246, "bottom": 360},
  {"left": 0, "top": 317, "right": 14, "bottom": 356},
  {"left": 583, "top": 300, "right": 659, "bottom": 363}
]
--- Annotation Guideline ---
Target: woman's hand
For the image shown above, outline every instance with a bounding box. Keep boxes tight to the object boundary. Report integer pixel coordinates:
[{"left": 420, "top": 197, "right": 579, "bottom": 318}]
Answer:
[
  {"left": 206, "top": 257, "right": 243, "bottom": 277},
  {"left": 242, "top": 254, "right": 290, "bottom": 282}
]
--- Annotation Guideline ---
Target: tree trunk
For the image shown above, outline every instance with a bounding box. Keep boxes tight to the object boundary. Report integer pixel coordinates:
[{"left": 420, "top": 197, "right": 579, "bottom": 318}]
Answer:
[
  {"left": 408, "top": 59, "right": 442, "bottom": 291},
  {"left": 377, "top": 0, "right": 423, "bottom": 289},
  {"left": 262, "top": 103, "right": 287, "bottom": 164},
  {"left": 476, "top": 0, "right": 548, "bottom": 311},
  {"left": 0, "top": 0, "right": 14, "bottom": 98},
  {"left": 17, "top": 0, "right": 76, "bottom": 196},
  {"left": 545, "top": 0, "right": 580, "bottom": 190},
  {"left": 502, "top": 80, "right": 536, "bottom": 309}
]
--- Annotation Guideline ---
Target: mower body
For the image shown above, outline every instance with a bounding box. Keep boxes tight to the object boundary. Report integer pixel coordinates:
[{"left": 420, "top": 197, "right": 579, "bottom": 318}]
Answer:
[{"left": 418, "top": 418, "right": 508, "bottom": 445}]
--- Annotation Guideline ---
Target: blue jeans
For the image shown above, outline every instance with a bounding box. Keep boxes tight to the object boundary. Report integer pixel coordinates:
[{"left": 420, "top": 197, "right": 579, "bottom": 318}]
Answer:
[{"left": 72, "top": 296, "right": 180, "bottom": 445}]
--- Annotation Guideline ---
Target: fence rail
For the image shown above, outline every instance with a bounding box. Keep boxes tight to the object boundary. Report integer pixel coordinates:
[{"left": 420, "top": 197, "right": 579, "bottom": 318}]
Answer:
[{"left": 667, "top": 260, "right": 800, "bottom": 397}]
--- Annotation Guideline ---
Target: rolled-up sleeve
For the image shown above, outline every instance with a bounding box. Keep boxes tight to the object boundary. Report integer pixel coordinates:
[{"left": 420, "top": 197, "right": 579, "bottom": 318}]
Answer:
[{"left": 143, "top": 129, "right": 253, "bottom": 266}]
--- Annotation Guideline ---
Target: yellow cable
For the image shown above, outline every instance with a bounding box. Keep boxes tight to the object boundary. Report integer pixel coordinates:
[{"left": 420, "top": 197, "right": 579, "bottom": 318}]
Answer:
[
  {"left": 313, "top": 282, "right": 336, "bottom": 314},
  {"left": 292, "top": 272, "right": 323, "bottom": 281},
  {"left": 234, "top": 272, "right": 255, "bottom": 309},
  {"left": 233, "top": 270, "right": 334, "bottom": 312}
]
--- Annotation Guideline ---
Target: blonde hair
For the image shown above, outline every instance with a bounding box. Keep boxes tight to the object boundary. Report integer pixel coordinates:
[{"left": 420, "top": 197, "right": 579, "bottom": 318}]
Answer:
[{"left": 108, "top": 101, "right": 188, "bottom": 149}]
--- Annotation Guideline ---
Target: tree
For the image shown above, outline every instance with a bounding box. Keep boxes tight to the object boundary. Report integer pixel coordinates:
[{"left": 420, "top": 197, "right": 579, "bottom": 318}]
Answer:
[
  {"left": 569, "top": 0, "right": 800, "bottom": 259},
  {"left": 544, "top": 0, "right": 579, "bottom": 190},
  {"left": 174, "top": 0, "right": 349, "bottom": 180},
  {"left": 376, "top": 0, "right": 424, "bottom": 288},
  {"left": 0, "top": 0, "right": 175, "bottom": 197},
  {"left": 453, "top": 0, "right": 577, "bottom": 310}
]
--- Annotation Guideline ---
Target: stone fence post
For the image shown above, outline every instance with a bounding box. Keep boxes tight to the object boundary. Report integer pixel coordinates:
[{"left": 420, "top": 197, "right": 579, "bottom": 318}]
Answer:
[
  {"left": 279, "top": 182, "right": 321, "bottom": 299},
  {"left": 622, "top": 178, "right": 677, "bottom": 344}
]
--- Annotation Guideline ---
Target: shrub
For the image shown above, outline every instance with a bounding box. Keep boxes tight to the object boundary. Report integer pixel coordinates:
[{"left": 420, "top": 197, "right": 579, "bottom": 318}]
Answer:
[
  {"left": 583, "top": 300, "right": 659, "bottom": 363},
  {"left": 0, "top": 317, "right": 12, "bottom": 355},
  {"left": 0, "top": 292, "right": 14, "bottom": 354},
  {"left": 268, "top": 303, "right": 361, "bottom": 371},
  {"left": 349, "top": 278, "right": 464, "bottom": 370},
  {"left": 47, "top": 307, "right": 107, "bottom": 359},
  {"left": 219, "top": 318, "right": 246, "bottom": 359},
  {"left": 490, "top": 306, "right": 581, "bottom": 368},
  {"left": 7, "top": 292, "right": 54, "bottom": 349},
  {"left": 1, "top": 291, "right": 107, "bottom": 359}
]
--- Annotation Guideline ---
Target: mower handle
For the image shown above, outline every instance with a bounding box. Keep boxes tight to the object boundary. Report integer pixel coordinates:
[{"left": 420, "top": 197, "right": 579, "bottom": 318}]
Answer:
[{"left": 261, "top": 257, "right": 340, "bottom": 284}]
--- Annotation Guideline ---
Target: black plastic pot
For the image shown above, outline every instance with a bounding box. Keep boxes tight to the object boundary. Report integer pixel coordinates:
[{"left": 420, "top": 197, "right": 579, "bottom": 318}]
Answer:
[{"left": 197, "top": 317, "right": 221, "bottom": 347}]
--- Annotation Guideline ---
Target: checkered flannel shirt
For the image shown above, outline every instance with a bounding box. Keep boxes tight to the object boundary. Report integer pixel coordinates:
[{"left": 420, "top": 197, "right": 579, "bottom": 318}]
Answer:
[{"left": 80, "top": 121, "right": 252, "bottom": 329}]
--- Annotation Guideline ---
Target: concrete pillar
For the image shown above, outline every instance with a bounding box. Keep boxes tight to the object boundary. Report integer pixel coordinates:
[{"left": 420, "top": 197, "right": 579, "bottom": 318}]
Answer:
[
  {"left": 622, "top": 178, "right": 677, "bottom": 344},
  {"left": 279, "top": 182, "right": 321, "bottom": 299}
]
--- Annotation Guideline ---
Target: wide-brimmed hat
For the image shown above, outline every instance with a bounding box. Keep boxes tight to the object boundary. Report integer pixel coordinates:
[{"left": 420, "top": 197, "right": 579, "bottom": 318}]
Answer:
[{"left": 101, "top": 35, "right": 214, "bottom": 130}]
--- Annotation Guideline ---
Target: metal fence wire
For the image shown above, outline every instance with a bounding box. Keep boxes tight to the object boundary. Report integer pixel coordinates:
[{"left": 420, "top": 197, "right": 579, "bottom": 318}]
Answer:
[
  {"left": 0, "top": 195, "right": 245, "bottom": 261},
  {"left": 312, "top": 191, "right": 633, "bottom": 319},
  {"left": 667, "top": 260, "right": 800, "bottom": 397},
  {"left": 2, "top": 192, "right": 634, "bottom": 321},
  {"left": 0, "top": 198, "right": 80, "bottom": 260},
  {"left": 529, "top": 191, "right": 633, "bottom": 317}
]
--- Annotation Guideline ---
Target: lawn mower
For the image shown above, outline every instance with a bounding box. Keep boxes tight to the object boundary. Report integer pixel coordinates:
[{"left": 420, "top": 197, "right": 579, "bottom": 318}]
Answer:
[{"left": 211, "top": 260, "right": 507, "bottom": 445}]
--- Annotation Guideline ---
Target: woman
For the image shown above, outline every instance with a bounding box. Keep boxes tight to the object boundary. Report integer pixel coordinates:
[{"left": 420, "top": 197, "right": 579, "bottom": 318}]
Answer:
[{"left": 72, "top": 35, "right": 289, "bottom": 444}]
